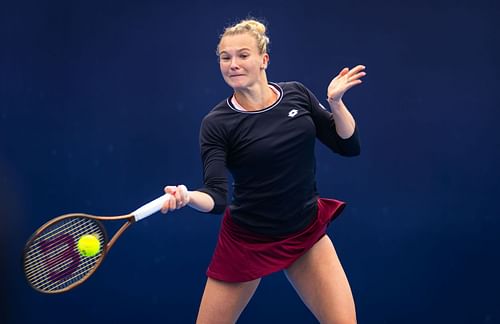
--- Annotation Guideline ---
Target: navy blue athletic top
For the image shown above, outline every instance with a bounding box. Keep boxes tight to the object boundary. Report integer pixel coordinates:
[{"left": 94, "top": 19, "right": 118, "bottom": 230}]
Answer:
[{"left": 197, "top": 81, "right": 360, "bottom": 236}]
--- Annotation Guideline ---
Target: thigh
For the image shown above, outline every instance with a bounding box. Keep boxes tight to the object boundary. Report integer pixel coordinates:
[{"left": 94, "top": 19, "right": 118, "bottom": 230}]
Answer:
[
  {"left": 196, "top": 277, "right": 261, "bottom": 324},
  {"left": 284, "top": 235, "right": 356, "bottom": 324}
]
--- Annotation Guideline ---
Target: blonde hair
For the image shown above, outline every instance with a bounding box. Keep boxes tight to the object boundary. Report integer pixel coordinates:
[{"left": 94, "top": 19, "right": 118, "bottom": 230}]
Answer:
[{"left": 217, "top": 19, "right": 270, "bottom": 55}]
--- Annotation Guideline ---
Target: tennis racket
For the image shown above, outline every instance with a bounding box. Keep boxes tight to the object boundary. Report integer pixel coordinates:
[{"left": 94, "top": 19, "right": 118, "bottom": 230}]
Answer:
[{"left": 23, "top": 193, "right": 173, "bottom": 294}]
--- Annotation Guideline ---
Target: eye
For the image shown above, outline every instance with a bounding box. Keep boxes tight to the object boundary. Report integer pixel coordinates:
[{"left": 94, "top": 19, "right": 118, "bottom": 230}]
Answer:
[
  {"left": 240, "top": 53, "right": 250, "bottom": 59},
  {"left": 220, "top": 56, "right": 230, "bottom": 62}
]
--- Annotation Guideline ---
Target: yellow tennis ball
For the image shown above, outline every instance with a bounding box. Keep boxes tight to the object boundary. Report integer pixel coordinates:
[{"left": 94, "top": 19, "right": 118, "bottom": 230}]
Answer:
[{"left": 77, "top": 234, "right": 101, "bottom": 257}]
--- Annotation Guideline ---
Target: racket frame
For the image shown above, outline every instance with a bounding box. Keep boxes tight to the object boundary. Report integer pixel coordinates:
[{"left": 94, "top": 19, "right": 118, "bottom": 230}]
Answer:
[
  {"left": 23, "top": 213, "right": 135, "bottom": 294},
  {"left": 23, "top": 193, "right": 172, "bottom": 294}
]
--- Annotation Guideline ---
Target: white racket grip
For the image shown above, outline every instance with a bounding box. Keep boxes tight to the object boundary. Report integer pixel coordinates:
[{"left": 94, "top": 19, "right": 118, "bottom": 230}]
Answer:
[{"left": 132, "top": 193, "right": 172, "bottom": 222}]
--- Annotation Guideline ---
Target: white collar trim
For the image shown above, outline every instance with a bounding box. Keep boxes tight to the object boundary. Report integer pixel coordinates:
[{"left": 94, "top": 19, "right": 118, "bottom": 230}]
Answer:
[{"left": 227, "top": 83, "right": 283, "bottom": 114}]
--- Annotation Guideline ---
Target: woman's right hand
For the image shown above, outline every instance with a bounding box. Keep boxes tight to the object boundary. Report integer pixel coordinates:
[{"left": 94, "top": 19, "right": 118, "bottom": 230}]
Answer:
[{"left": 161, "top": 185, "right": 190, "bottom": 214}]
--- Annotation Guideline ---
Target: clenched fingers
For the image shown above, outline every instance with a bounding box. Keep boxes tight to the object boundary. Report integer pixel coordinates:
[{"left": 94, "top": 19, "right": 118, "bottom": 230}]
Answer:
[{"left": 161, "top": 184, "right": 190, "bottom": 213}]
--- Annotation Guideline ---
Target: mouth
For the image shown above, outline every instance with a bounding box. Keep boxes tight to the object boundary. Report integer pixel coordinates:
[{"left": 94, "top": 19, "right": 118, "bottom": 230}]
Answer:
[{"left": 229, "top": 74, "right": 245, "bottom": 78}]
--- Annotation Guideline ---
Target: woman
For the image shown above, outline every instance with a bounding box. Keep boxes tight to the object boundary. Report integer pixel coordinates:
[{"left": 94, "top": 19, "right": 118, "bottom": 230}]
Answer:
[{"left": 161, "top": 19, "right": 365, "bottom": 324}]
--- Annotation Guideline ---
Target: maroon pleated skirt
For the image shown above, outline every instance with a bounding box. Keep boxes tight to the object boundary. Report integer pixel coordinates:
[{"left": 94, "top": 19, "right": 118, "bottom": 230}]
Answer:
[{"left": 206, "top": 198, "right": 346, "bottom": 282}]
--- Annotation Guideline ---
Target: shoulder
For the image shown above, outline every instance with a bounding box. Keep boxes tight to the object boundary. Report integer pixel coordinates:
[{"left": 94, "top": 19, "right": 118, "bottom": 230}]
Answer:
[
  {"left": 274, "top": 81, "right": 313, "bottom": 99},
  {"left": 274, "top": 81, "right": 328, "bottom": 113},
  {"left": 275, "top": 81, "right": 304, "bottom": 91},
  {"left": 200, "top": 97, "right": 238, "bottom": 141},
  {"left": 275, "top": 81, "right": 310, "bottom": 91},
  {"left": 202, "top": 98, "right": 231, "bottom": 127},
  {"left": 272, "top": 81, "right": 315, "bottom": 104}
]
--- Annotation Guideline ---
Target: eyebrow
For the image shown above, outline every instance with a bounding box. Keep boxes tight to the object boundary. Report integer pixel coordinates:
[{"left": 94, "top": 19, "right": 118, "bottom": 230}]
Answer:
[{"left": 219, "top": 48, "right": 252, "bottom": 55}]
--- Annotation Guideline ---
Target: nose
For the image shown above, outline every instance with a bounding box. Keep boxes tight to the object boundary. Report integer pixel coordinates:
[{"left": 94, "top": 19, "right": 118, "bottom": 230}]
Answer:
[{"left": 230, "top": 57, "right": 239, "bottom": 70}]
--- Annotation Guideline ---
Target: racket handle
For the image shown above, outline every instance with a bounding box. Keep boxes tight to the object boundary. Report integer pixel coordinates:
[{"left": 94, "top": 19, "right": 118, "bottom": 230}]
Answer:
[{"left": 132, "top": 193, "right": 172, "bottom": 222}]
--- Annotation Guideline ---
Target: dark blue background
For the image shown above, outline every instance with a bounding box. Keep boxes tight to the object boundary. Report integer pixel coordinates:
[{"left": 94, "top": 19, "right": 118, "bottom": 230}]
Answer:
[{"left": 1, "top": 0, "right": 499, "bottom": 323}]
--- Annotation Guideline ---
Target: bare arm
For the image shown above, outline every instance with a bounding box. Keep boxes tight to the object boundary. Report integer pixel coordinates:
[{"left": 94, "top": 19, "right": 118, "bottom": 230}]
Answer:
[
  {"left": 329, "top": 100, "right": 356, "bottom": 139},
  {"left": 186, "top": 190, "right": 214, "bottom": 212},
  {"left": 160, "top": 186, "right": 215, "bottom": 213},
  {"left": 326, "top": 65, "right": 366, "bottom": 139}
]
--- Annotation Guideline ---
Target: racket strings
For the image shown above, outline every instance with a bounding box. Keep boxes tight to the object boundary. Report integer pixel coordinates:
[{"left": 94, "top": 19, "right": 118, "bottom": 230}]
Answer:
[
  {"left": 24, "top": 216, "right": 107, "bottom": 292},
  {"left": 26, "top": 218, "right": 105, "bottom": 291},
  {"left": 43, "top": 255, "right": 100, "bottom": 292},
  {"left": 24, "top": 218, "right": 100, "bottom": 270}
]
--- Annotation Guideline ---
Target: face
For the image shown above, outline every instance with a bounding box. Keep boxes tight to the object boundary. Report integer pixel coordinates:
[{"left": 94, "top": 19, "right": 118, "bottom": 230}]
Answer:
[{"left": 218, "top": 33, "right": 269, "bottom": 90}]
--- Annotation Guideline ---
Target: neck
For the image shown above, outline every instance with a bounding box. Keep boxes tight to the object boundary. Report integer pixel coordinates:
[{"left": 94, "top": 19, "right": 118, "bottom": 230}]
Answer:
[{"left": 234, "top": 78, "right": 276, "bottom": 111}]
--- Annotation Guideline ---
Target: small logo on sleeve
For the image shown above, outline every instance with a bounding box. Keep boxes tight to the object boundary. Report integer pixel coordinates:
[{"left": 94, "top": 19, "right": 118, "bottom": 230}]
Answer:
[{"left": 288, "top": 109, "right": 298, "bottom": 118}]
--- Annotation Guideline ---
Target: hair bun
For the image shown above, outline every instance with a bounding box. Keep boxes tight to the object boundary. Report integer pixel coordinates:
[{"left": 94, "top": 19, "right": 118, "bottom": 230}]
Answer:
[
  {"left": 218, "top": 18, "right": 270, "bottom": 55},
  {"left": 242, "top": 20, "right": 266, "bottom": 36}
]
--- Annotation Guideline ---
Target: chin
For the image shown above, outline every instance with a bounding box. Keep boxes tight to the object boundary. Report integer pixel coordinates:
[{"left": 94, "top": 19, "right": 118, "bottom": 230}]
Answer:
[
  {"left": 231, "top": 84, "right": 248, "bottom": 91},
  {"left": 226, "top": 80, "right": 247, "bottom": 90}
]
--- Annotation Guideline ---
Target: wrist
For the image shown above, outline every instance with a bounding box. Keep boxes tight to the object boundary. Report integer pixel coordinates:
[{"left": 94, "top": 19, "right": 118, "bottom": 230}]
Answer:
[{"left": 327, "top": 98, "right": 343, "bottom": 111}]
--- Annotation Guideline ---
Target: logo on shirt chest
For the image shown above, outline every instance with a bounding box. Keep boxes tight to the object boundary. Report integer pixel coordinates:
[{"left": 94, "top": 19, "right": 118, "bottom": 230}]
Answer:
[{"left": 288, "top": 109, "right": 298, "bottom": 118}]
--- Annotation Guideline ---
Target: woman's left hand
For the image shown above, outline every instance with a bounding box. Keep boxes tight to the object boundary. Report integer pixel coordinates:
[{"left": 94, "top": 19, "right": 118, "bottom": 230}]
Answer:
[{"left": 327, "top": 65, "right": 366, "bottom": 104}]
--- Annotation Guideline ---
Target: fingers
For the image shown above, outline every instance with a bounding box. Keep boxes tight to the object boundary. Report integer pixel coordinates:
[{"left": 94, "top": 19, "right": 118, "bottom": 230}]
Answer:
[
  {"left": 179, "top": 185, "right": 190, "bottom": 206},
  {"left": 347, "top": 72, "right": 366, "bottom": 84},
  {"left": 347, "top": 65, "right": 365, "bottom": 76},
  {"left": 164, "top": 186, "right": 177, "bottom": 195},
  {"left": 343, "top": 65, "right": 366, "bottom": 87},
  {"left": 328, "top": 65, "right": 366, "bottom": 101},
  {"left": 342, "top": 79, "right": 363, "bottom": 93},
  {"left": 334, "top": 65, "right": 366, "bottom": 83},
  {"left": 334, "top": 67, "right": 349, "bottom": 80},
  {"left": 161, "top": 184, "right": 190, "bottom": 214},
  {"left": 175, "top": 185, "right": 190, "bottom": 209}
]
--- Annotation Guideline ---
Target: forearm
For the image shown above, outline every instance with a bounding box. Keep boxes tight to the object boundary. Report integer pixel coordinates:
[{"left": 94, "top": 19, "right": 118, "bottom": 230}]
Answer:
[
  {"left": 187, "top": 190, "right": 215, "bottom": 212},
  {"left": 328, "top": 99, "right": 356, "bottom": 139}
]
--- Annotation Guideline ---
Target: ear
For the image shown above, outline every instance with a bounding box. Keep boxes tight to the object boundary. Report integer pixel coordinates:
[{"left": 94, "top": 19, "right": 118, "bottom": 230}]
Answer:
[{"left": 261, "top": 53, "right": 270, "bottom": 70}]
